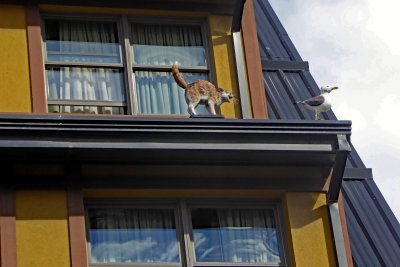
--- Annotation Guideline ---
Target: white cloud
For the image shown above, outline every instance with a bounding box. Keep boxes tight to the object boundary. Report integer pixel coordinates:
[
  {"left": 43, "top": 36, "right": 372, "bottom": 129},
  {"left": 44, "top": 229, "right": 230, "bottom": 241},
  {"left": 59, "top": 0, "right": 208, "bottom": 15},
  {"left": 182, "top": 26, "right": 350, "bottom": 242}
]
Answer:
[
  {"left": 374, "top": 94, "right": 400, "bottom": 137},
  {"left": 269, "top": 0, "right": 400, "bottom": 221},
  {"left": 335, "top": 104, "right": 367, "bottom": 133},
  {"left": 367, "top": 0, "right": 400, "bottom": 56},
  {"left": 91, "top": 237, "right": 179, "bottom": 263}
]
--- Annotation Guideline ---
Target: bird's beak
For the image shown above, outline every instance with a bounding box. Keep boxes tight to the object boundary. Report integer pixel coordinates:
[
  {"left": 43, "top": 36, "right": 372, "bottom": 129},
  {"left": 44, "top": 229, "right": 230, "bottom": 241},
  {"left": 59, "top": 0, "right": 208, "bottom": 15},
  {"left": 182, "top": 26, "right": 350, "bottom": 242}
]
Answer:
[{"left": 331, "top": 86, "right": 339, "bottom": 90}]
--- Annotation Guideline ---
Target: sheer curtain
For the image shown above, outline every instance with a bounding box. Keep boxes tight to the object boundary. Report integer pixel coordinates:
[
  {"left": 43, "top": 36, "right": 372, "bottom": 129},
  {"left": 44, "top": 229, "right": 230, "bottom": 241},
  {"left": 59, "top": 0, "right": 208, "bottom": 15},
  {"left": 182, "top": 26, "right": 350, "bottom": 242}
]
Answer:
[
  {"left": 88, "top": 207, "right": 180, "bottom": 264},
  {"left": 131, "top": 23, "right": 207, "bottom": 114},
  {"left": 46, "top": 21, "right": 124, "bottom": 114},
  {"left": 192, "top": 208, "right": 281, "bottom": 263}
]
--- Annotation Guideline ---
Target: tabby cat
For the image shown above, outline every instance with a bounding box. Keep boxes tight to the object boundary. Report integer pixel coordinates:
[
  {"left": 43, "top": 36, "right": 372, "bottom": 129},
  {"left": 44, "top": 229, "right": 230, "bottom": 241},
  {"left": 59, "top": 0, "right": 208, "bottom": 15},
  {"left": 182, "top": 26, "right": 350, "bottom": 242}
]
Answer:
[{"left": 172, "top": 62, "right": 233, "bottom": 116}]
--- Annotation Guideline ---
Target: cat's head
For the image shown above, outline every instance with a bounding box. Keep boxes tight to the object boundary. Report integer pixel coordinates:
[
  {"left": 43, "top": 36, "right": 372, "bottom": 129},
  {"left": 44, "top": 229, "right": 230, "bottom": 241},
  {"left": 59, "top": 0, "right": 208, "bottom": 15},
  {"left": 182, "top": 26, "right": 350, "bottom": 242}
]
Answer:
[{"left": 218, "top": 88, "right": 234, "bottom": 102}]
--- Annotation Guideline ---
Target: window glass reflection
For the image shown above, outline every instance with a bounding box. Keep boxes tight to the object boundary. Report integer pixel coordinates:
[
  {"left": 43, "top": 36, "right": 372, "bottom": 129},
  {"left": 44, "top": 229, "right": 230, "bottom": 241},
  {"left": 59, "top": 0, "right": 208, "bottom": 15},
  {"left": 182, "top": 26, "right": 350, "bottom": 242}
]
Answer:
[
  {"left": 45, "top": 20, "right": 121, "bottom": 64},
  {"left": 191, "top": 208, "right": 282, "bottom": 263},
  {"left": 88, "top": 208, "right": 180, "bottom": 263}
]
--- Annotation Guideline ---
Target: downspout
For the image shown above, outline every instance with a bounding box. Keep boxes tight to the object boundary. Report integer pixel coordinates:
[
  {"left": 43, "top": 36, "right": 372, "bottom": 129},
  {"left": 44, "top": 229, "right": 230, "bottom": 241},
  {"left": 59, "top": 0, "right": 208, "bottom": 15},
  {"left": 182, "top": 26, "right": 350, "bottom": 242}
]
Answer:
[
  {"left": 232, "top": 31, "right": 252, "bottom": 119},
  {"left": 329, "top": 202, "right": 350, "bottom": 267},
  {"left": 328, "top": 134, "right": 352, "bottom": 267},
  {"left": 231, "top": 0, "right": 251, "bottom": 119}
]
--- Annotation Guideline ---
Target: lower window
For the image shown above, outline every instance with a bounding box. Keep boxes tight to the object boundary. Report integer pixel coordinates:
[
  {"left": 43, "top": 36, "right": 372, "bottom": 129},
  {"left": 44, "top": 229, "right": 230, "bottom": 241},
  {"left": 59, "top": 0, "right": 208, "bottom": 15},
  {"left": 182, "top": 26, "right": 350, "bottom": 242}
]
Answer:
[{"left": 86, "top": 201, "right": 286, "bottom": 266}]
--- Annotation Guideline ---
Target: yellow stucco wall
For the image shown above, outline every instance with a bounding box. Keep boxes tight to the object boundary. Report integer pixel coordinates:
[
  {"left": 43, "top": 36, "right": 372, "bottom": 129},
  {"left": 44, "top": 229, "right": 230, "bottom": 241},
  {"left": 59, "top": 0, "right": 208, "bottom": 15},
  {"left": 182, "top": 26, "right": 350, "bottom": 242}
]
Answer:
[
  {"left": 284, "top": 192, "right": 336, "bottom": 267},
  {"left": 0, "top": 5, "right": 32, "bottom": 112},
  {"left": 15, "top": 190, "right": 70, "bottom": 267},
  {"left": 209, "top": 15, "right": 241, "bottom": 118}
]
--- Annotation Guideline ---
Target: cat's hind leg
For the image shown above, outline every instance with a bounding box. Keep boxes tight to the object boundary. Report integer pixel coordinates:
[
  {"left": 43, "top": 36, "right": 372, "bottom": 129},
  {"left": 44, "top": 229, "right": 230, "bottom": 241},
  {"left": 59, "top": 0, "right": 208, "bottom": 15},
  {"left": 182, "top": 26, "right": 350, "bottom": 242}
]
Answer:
[{"left": 188, "top": 101, "right": 199, "bottom": 116}]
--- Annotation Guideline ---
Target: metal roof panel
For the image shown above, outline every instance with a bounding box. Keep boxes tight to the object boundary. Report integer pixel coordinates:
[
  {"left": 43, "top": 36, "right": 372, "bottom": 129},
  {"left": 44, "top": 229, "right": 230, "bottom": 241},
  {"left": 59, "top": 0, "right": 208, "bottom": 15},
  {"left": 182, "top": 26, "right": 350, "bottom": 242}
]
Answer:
[{"left": 256, "top": 0, "right": 400, "bottom": 264}]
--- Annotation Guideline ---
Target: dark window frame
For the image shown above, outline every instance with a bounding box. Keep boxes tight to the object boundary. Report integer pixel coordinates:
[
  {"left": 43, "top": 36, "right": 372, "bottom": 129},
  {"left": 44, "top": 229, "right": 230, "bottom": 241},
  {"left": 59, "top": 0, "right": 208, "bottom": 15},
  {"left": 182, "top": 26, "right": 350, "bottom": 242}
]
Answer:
[
  {"left": 41, "top": 14, "right": 212, "bottom": 116},
  {"left": 85, "top": 200, "right": 288, "bottom": 267}
]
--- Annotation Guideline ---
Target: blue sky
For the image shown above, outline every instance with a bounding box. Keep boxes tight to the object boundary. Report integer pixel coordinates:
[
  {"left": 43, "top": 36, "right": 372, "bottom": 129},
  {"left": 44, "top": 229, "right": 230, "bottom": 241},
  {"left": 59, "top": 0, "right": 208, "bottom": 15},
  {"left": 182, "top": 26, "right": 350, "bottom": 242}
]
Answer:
[{"left": 268, "top": 0, "right": 400, "bottom": 220}]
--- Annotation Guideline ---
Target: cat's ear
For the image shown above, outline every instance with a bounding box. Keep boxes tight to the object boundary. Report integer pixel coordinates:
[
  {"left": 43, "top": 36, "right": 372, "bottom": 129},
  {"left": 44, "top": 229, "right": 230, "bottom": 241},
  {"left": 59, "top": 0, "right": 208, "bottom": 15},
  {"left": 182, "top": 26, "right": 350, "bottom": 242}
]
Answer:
[{"left": 217, "top": 87, "right": 225, "bottom": 92}]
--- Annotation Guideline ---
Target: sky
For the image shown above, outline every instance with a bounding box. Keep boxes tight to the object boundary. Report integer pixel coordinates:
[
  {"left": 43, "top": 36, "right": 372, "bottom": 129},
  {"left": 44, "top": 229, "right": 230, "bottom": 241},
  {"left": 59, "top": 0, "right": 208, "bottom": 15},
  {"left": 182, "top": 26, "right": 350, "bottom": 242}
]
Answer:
[{"left": 268, "top": 0, "right": 400, "bottom": 221}]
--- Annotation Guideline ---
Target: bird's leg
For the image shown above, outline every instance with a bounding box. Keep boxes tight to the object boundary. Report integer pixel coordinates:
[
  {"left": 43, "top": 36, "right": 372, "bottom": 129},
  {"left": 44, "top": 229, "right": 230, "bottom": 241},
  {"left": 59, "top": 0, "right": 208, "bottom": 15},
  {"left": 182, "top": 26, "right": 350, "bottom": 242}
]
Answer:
[{"left": 315, "top": 111, "right": 321, "bottom": 120}]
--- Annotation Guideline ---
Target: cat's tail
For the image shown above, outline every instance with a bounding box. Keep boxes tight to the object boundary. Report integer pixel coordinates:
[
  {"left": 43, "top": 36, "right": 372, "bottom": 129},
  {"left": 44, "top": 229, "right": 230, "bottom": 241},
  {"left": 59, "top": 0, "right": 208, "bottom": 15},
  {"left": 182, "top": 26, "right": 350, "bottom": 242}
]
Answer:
[{"left": 172, "top": 62, "right": 187, "bottom": 89}]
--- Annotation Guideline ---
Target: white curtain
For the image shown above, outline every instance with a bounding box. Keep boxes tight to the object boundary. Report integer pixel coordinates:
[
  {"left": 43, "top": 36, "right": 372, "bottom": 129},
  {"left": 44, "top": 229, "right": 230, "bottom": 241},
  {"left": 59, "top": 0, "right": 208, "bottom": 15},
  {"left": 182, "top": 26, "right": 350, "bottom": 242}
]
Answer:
[
  {"left": 46, "top": 21, "right": 124, "bottom": 114},
  {"left": 134, "top": 71, "right": 206, "bottom": 114},
  {"left": 193, "top": 208, "right": 281, "bottom": 263},
  {"left": 132, "top": 24, "right": 206, "bottom": 114},
  {"left": 88, "top": 208, "right": 180, "bottom": 263}
]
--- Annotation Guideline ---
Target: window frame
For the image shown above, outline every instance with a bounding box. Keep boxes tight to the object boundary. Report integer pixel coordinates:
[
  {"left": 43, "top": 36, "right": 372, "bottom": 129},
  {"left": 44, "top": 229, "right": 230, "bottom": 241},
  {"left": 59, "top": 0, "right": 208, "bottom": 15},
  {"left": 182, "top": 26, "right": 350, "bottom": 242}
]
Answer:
[
  {"left": 85, "top": 200, "right": 186, "bottom": 267},
  {"left": 41, "top": 14, "right": 213, "bottom": 116},
  {"left": 85, "top": 200, "right": 288, "bottom": 267},
  {"left": 127, "top": 16, "right": 213, "bottom": 115},
  {"left": 42, "top": 14, "right": 128, "bottom": 114}
]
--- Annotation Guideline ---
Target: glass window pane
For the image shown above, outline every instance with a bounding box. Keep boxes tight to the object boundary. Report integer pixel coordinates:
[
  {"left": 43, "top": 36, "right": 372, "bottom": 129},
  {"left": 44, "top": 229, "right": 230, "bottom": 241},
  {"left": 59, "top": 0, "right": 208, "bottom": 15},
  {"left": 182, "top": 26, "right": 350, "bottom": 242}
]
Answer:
[
  {"left": 191, "top": 208, "right": 282, "bottom": 264},
  {"left": 48, "top": 105, "right": 125, "bottom": 115},
  {"left": 46, "top": 67, "right": 125, "bottom": 114},
  {"left": 131, "top": 23, "right": 206, "bottom": 67},
  {"left": 46, "top": 66, "right": 125, "bottom": 101},
  {"left": 87, "top": 207, "right": 180, "bottom": 264},
  {"left": 134, "top": 71, "right": 208, "bottom": 115},
  {"left": 45, "top": 20, "right": 121, "bottom": 63}
]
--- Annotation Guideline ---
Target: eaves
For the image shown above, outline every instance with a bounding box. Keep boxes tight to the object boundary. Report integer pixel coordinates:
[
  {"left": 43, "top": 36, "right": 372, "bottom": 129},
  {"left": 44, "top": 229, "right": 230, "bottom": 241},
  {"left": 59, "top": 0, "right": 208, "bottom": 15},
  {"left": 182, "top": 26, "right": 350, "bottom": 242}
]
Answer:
[{"left": 0, "top": 114, "right": 351, "bottom": 200}]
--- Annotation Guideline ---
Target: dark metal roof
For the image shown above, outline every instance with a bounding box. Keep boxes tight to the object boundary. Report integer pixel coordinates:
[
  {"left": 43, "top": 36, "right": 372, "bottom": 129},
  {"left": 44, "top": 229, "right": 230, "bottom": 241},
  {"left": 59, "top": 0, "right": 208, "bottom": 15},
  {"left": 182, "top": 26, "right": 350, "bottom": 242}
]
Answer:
[
  {"left": 255, "top": 0, "right": 400, "bottom": 265},
  {"left": 342, "top": 179, "right": 400, "bottom": 266}
]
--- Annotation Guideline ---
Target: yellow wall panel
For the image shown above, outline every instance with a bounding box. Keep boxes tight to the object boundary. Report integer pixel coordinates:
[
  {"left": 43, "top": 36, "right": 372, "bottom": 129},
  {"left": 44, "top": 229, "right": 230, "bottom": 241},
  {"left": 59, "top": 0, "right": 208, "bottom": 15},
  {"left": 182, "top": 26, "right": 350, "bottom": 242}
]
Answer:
[
  {"left": 285, "top": 192, "right": 336, "bottom": 267},
  {"left": 16, "top": 191, "right": 70, "bottom": 267},
  {"left": 0, "top": 5, "right": 32, "bottom": 112},
  {"left": 209, "top": 15, "right": 241, "bottom": 118}
]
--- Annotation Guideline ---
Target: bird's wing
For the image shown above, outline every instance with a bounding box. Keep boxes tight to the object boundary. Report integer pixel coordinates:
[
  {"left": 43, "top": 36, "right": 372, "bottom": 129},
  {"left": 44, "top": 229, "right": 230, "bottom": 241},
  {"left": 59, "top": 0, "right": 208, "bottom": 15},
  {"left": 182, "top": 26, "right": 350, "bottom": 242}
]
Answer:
[{"left": 301, "top": 95, "right": 325, "bottom": 106}]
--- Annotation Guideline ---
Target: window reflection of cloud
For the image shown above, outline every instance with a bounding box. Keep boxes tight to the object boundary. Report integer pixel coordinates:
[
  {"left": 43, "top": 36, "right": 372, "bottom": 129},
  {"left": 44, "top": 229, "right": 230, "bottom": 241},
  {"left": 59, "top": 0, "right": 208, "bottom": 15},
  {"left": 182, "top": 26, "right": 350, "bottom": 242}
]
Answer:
[
  {"left": 193, "top": 229, "right": 280, "bottom": 263},
  {"left": 91, "top": 237, "right": 179, "bottom": 263}
]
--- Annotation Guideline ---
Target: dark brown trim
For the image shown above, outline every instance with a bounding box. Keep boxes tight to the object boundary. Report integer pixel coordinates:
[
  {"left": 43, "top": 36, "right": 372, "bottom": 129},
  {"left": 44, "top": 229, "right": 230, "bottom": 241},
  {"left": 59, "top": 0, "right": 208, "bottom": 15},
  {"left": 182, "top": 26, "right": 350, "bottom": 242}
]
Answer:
[
  {"left": 26, "top": 3, "right": 47, "bottom": 113},
  {"left": 241, "top": 0, "right": 268, "bottom": 119},
  {"left": 67, "top": 188, "right": 88, "bottom": 267},
  {"left": 0, "top": 189, "right": 17, "bottom": 267},
  {"left": 338, "top": 191, "right": 354, "bottom": 267}
]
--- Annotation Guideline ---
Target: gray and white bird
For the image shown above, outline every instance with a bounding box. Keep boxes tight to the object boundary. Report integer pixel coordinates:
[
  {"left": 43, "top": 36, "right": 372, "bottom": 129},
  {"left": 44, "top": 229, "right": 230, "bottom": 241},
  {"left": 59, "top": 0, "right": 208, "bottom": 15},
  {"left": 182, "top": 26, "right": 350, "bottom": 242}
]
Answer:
[{"left": 296, "top": 85, "right": 339, "bottom": 120}]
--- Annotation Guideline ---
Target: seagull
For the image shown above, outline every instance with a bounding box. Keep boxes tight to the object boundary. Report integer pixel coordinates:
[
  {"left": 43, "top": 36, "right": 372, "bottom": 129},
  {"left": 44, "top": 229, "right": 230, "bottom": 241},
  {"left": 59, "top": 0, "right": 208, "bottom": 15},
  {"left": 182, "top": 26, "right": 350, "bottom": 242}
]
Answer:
[{"left": 296, "top": 85, "right": 339, "bottom": 120}]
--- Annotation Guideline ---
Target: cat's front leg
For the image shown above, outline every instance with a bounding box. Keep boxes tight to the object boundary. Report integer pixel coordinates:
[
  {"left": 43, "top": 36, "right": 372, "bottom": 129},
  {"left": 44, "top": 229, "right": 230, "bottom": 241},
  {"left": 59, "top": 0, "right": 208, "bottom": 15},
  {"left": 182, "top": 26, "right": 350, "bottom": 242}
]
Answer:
[{"left": 207, "top": 101, "right": 217, "bottom": 115}]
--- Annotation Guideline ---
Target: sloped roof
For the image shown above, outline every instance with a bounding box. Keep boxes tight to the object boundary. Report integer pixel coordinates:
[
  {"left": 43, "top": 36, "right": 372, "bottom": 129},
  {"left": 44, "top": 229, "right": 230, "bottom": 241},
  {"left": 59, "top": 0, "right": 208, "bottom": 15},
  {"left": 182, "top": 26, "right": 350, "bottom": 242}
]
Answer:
[{"left": 254, "top": 0, "right": 400, "bottom": 265}]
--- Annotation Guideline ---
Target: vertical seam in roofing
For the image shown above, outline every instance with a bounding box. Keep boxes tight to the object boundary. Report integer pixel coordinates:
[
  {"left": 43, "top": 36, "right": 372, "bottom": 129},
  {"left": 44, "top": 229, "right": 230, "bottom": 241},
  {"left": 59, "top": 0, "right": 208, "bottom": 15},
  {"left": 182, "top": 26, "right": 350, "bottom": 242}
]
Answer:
[
  {"left": 263, "top": 76, "right": 281, "bottom": 119},
  {"left": 345, "top": 201, "right": 380, "bottom": 266},
  {"left": 256, "top": 0, "right": 302, "bottom": 61},
  {"left": 364, "top": 180, "right": 400, "bottom": 246},
  {"left": 342, "top": 182, "right": 386, "bottom": 266}
]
